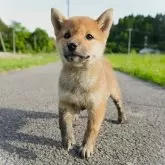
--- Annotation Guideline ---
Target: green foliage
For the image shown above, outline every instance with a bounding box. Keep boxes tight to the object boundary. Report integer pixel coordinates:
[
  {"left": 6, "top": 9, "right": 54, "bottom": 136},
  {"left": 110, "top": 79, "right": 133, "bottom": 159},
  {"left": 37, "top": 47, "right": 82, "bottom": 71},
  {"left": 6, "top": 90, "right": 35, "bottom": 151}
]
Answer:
[
  {"left": 47, "top": 37, "right": 55, "bottom": 52},
  {"left": 30, "top": 28, "right": 50, "bottom": 52},
  {"left": 0, "top": 19, "right": 11, "bottom": 51},
  {"left": 0, "top": 19, "right": 8, "bottom": 32},
  {"left": 0, "top": 19, "right": 55, "bottom": 53},
  {"left": 107, "top": 54, "right": 165, "bottom": 86},
  {"left": 0, "top": 53, "right": 58, "bottom": 72},
  {"left": 12, "top": 22, "right": 31, "bottom": 53},
  {"left": 1, "top": 13, "right": 165, "bottom": 54},
  {"left": 107, "top": 14, "right": 165, "bottom": 53}
]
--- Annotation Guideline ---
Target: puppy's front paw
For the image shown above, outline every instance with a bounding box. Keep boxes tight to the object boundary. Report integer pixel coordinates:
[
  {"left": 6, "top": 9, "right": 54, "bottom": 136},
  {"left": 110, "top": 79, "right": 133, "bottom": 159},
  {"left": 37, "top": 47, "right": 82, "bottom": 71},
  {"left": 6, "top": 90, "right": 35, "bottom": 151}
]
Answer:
[
  {"left": 62, "top": 137, "right": 76, "bottom": 151},
  {"left": 79, "top": 144, "right": 94, "bottom": 158}
]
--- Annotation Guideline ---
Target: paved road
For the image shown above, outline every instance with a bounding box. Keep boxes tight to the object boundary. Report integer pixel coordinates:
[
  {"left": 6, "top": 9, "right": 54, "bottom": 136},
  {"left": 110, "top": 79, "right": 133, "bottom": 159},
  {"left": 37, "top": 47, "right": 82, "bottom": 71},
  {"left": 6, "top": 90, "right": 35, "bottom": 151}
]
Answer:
[{"left": 0, "top": 62, "right": 165, "bottom": 165}]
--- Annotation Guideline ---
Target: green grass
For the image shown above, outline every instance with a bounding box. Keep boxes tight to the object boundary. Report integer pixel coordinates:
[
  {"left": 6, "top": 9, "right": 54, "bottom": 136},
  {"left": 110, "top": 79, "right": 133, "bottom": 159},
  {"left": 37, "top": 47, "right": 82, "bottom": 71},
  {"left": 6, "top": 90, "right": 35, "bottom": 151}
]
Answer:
[
  {"left": 1, "top": 53, "right": 165, "bottom": 86},
  {"left": 107, "top": 54, "right": 165, "bottom": 86},
  {"left": 0, "top": 53, "right": 58, "bottom": 72}
]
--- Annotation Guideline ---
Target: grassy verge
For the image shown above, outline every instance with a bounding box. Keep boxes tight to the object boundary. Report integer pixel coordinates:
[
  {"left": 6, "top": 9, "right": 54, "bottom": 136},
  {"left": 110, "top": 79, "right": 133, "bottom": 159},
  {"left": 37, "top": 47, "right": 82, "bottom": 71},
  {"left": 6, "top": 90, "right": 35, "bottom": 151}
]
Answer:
[
  {"left": 107, "top": 54, "right": 165, "bottom": 86},
  {"left": 0, "top": 53, "right": 58, "bottom": 72}
]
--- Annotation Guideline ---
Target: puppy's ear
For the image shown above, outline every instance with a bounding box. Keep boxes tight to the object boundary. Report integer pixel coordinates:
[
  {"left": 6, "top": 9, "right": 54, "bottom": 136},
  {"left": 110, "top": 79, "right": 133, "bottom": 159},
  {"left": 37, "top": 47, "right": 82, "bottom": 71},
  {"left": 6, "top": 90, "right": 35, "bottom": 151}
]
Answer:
[
  {"left": 51, "top": 8, "right": 66, "bottom": 35},
  {"left": 96, "top": 9, "right": 113, "bottom": 36}
]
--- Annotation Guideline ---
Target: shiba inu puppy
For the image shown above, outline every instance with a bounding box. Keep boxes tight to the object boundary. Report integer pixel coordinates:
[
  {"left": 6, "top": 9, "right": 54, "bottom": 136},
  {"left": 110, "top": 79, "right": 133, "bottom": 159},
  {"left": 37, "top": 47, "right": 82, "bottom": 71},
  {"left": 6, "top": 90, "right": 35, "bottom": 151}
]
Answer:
[{"left": 51, "top": 8, "right": 127, "bottom": 158}]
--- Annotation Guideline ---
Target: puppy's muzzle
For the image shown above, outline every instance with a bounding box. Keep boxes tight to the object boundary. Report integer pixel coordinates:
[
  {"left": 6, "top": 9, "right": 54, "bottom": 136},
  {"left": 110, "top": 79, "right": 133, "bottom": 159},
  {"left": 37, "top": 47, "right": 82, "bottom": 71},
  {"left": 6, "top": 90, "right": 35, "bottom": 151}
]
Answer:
[{"left": 64, "top": 53, "right": 90, "bottom": 61}]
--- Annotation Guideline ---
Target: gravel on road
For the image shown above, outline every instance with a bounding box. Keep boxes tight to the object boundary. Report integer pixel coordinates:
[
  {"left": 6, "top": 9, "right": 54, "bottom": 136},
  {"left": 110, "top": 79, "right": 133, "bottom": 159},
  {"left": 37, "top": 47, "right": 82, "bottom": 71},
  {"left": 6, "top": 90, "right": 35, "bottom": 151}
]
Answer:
[{"left": 0, "top": 62, "right": 165, "bottom": 165}]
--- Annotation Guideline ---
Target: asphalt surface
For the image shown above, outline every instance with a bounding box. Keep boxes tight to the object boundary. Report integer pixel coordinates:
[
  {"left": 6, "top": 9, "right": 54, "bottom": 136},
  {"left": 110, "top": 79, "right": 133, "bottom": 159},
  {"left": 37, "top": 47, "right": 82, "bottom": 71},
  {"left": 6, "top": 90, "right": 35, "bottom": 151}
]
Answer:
[{"left": 0, "top": 62, "right": 165, "bottom": 165}]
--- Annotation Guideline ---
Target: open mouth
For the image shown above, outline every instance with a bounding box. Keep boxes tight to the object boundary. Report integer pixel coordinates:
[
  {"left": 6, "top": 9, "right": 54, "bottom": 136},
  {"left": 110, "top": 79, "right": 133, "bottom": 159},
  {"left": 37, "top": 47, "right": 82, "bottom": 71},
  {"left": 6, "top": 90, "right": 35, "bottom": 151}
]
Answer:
[{"left": 64, "top": 54, "right": 90, "bottom": 62}]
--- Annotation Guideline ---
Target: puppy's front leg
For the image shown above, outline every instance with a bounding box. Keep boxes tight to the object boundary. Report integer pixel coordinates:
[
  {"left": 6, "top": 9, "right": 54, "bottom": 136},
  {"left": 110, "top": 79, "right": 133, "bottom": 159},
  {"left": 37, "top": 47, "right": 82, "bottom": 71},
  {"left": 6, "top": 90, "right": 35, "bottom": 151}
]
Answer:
[
  {"left": 79, "top": 102, "right": 106, "bottom": 158},
  {"left": 59, "top": 102, "right": 76, "bottom": 151}
]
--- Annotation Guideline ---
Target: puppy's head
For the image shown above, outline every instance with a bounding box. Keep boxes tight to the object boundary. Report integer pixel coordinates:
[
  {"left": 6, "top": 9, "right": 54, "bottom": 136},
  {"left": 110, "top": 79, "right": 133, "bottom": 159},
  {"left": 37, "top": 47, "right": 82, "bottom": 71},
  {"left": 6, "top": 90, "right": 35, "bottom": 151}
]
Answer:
[{"left": 51, "top": 8, "right": 113, "bottom": 66}]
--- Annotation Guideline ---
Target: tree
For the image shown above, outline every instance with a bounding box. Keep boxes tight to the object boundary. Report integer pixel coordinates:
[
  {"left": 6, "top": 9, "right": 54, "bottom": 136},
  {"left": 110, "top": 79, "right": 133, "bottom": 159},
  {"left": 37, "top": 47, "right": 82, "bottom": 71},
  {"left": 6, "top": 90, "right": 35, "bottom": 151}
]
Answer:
[
  {"left": 0, "top": 20, "right": 55, "bottom": 53},
  {"left": 0, "top": 19, "right": 9, "bottom": 51},
  {"left": 29, "top": 28, "right": 55, "bottom": 53},
  {"left": 107, "top": 14, "right": 165, "bottom": 53},
  {"left": 0, "top": 19, "right": 8, "bottom": 32},
  {"left": 11, "top": 21, "right": 31, "bottom": 53},
  {"left": 1, "top": 13, "right": 165, "bottom": 54}
]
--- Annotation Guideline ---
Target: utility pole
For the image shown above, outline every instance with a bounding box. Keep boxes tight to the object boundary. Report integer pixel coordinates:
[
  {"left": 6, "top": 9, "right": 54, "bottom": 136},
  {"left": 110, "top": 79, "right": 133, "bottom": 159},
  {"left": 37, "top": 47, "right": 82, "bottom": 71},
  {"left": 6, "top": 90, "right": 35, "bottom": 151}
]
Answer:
[
  {"left": 67, "top": 0, "right": 70, "bottom": 17},
  {"left": 144, "top": 35, "right": 148, "bottom": 48},
  {"left": 128, "top": 28, "right": 133, "bottom": 55},
  {"left": 13, "top": 29, "right": 16, "bottom": 53},
  {"left": 0, "top": 32, "right": 6, "bottom": 52}
]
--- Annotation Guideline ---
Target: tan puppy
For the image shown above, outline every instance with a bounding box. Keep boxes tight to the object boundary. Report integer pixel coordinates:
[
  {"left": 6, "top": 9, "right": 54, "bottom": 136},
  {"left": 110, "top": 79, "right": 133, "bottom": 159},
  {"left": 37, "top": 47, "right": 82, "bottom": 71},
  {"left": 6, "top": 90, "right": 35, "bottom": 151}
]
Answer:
[{"left": 51, "top": 8, "right": 127, "bottom": 158}]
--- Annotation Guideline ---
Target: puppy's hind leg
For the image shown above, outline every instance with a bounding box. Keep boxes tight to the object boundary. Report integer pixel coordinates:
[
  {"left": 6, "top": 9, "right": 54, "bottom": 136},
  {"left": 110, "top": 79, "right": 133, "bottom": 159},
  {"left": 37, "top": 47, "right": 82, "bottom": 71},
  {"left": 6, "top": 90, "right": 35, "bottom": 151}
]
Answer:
[{"left": 110, "top": 91, "right": 127, "bottom": 123}]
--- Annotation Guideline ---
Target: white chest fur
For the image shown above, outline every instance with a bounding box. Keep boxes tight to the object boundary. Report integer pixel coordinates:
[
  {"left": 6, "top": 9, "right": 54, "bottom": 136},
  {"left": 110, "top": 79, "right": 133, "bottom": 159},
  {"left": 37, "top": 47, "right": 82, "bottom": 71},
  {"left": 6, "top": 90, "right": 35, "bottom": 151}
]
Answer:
[{"left": 58, "top": 68, "right": 104, "bottom": 109}]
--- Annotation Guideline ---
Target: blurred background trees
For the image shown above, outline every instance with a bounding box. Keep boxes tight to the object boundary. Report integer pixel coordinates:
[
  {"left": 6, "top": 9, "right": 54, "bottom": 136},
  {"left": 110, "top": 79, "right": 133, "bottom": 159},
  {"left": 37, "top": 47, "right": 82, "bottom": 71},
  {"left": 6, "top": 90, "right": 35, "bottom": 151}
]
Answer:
[
  {"left": 0, "top": 20, "right": 55, "bottom": 53},
  {"left": 0, "top": 13, "right": 165, "bottom": 54},
  {"left": 107, "top": 14, "right": 165, "bottom": 53}
]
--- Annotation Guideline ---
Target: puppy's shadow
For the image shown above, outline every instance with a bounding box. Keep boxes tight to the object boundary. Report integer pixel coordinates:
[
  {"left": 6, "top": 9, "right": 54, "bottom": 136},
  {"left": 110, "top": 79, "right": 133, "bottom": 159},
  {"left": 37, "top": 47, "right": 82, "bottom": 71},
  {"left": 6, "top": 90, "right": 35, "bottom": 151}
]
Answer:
[
  {"left": 68, "top": 145, "right": 90, "bottom": 160},
  {"left": 104, "top": 119, "right": 121, "bottom": 124},
  {"left": 0, "top": 107, "right": 61, "bottom": 160},
  {"left": 79, "top": 115, "right": 121, "bottom": 125}
]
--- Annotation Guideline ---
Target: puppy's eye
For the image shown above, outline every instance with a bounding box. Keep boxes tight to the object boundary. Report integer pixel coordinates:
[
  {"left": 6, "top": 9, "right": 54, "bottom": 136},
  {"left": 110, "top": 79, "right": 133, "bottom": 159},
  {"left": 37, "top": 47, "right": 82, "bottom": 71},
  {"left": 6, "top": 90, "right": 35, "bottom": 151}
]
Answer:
[
  {"left": 64, "top": 32, "right": 71, "bottom": 39},
  {"left": 86, "top": 34, "right": 94, "bottom": 40}
]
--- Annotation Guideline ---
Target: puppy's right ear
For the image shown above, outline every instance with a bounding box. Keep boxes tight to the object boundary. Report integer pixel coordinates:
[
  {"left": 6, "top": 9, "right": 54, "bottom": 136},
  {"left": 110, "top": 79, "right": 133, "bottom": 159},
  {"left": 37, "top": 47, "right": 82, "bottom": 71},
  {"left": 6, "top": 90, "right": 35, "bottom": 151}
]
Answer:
[{"left": 51, "top": 8, "right": 66, "bottom": 35}]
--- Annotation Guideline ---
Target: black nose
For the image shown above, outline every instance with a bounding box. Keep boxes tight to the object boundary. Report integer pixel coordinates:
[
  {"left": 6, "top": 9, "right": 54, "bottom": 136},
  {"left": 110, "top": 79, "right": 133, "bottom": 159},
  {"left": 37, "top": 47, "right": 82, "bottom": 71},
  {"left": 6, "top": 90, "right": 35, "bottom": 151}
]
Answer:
[{"left": 68, "top": 43, "right": 77, "bottom": 52}]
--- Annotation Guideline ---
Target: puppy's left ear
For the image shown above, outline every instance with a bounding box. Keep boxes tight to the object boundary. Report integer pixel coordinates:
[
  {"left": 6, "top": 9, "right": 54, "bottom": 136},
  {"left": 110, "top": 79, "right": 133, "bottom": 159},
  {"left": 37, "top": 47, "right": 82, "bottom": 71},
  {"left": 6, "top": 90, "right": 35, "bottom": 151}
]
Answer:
[{"left": 96, "top": 8, "right": 113, "bottom": 36}]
